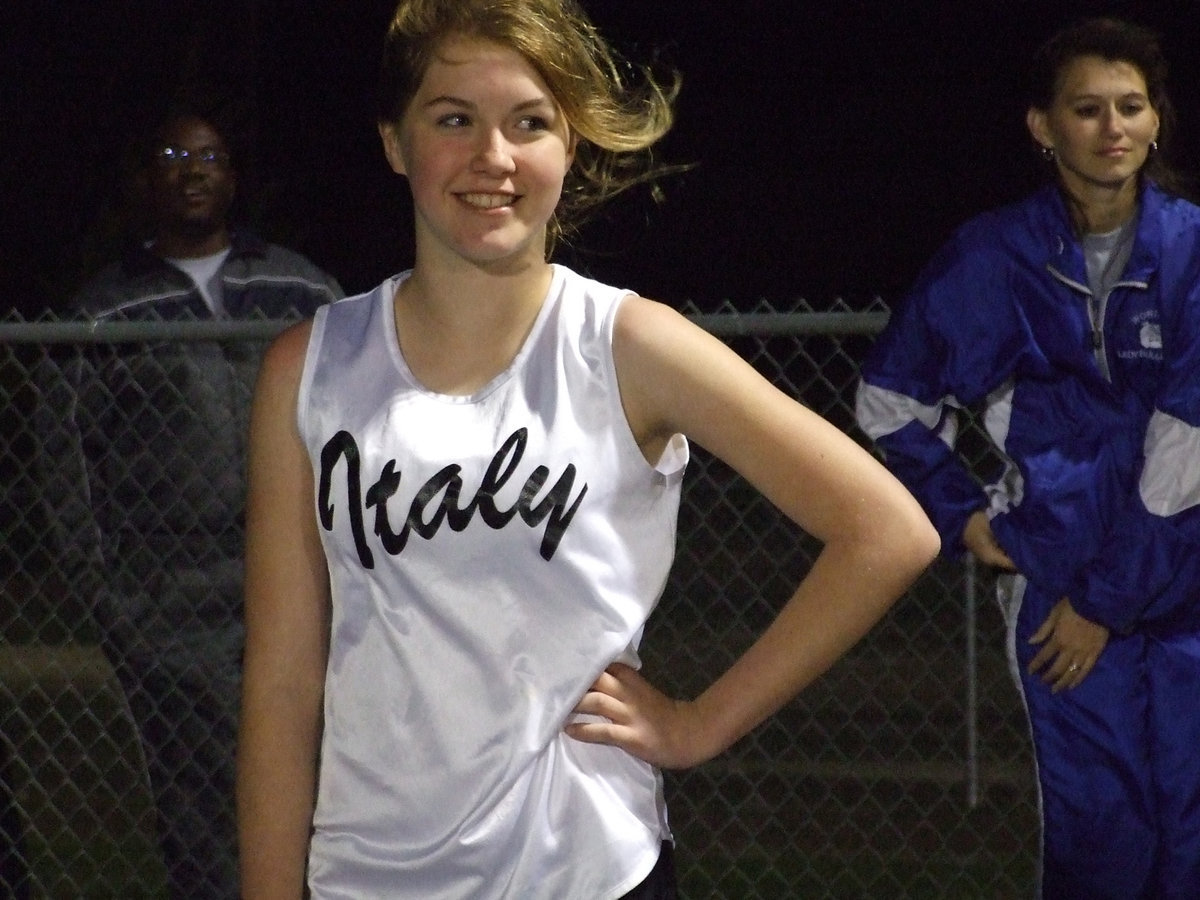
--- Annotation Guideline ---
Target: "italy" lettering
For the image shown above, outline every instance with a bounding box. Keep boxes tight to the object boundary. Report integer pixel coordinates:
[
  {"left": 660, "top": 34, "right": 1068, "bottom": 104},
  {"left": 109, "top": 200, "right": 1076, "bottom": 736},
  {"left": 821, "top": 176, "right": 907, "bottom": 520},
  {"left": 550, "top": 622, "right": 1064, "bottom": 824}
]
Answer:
[{"left": 317, "top": 427, "right": 587, "bottom": 567}]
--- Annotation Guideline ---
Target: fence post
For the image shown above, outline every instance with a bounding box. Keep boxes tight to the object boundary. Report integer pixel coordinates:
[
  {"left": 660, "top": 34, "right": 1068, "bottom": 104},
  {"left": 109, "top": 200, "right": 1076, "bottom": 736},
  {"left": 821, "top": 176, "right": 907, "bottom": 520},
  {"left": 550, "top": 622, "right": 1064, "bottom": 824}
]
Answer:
[{"left": 965, "top": 554, "right": 979, "bottom": 809}]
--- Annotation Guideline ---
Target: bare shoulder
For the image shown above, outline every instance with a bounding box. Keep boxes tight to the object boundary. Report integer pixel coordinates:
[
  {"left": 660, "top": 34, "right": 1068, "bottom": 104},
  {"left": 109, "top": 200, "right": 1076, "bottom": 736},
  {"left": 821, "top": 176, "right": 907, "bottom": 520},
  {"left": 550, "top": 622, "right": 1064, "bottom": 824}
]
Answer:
[
  {"left": 612, "top": 293, "right": 732, "bottom": 384},
  {"left": 249, "top": 318, "right": 317, "bottom": 443},
  {"left": 611, "top": 295, "right": 706, "bottom": 456},
  {"left": 258, "top": 319, "right": 315, "bottom": 391},
  {"left": 265, "top": 318, "right": 314, "bottom": 369},
  {"left": 613, "top": 293, "right": 776, "bottom": 450},
  {"left": 613, "top": 293, "right": 695, "bottom": 350},
  {"left": 613, "top": 292, "right": 767, "bottom": 397}
]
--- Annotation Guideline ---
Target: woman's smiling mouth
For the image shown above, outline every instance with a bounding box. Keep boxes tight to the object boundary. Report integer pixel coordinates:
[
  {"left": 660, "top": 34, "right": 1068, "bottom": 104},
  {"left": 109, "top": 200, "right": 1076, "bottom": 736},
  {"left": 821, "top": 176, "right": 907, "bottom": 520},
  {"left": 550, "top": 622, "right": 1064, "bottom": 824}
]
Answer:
[{"left": 460, "top": 192, "right": 517, "bottom": 209}]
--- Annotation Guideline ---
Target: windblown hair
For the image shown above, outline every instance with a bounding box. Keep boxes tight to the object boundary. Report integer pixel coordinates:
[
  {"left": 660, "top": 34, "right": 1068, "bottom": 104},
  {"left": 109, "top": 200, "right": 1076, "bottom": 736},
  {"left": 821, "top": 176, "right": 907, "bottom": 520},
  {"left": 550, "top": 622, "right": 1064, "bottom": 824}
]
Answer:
[
  {"left": 377, "top": 0, "right": 681, "bottom": 251},
  {"left": 1028, "top": 17, "right": 1190, "bottom": 198}
]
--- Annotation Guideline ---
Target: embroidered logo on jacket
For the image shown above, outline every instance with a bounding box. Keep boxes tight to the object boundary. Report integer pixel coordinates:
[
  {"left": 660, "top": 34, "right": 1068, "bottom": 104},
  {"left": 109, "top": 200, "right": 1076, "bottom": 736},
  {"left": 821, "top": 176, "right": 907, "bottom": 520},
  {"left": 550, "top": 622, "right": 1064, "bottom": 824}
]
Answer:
[
  {"left": 318, "top": 427, "right": 588, "bottom": 567},
  {"left": 1117, "top": 309, "right": 1163, "bottom": 362},
  {"left": 1139, "top": 321, "right": 1162, "bottom": 350}
]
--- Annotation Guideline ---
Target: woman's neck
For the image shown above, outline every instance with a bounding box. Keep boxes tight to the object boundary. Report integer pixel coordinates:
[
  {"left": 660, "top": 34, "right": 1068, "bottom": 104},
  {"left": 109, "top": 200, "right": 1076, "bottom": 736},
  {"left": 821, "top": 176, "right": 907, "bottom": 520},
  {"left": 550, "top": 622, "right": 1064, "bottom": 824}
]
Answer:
[
  {"left": 393, "top": 256, "right": 555, "bottom": 395},
  {"left": 1061, "top": 177, "right": 1140, "bottom": 235}
]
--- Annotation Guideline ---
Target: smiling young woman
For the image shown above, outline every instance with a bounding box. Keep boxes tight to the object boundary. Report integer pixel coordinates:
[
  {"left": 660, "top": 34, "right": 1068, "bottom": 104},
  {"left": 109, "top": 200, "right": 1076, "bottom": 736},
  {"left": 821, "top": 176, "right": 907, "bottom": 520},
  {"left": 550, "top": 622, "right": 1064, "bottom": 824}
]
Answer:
[
  {"left": 378, "top": 36, "right": 576, "bottom": 275},
  {"left": 236, "top": 1, "right": 940, "bottom": 898},
  {"left": 858, "top": 17, "right": 1200, "bottom": 900},
  {"left": 1026, "top": 54, "right": 1160, "bottom": 233}
]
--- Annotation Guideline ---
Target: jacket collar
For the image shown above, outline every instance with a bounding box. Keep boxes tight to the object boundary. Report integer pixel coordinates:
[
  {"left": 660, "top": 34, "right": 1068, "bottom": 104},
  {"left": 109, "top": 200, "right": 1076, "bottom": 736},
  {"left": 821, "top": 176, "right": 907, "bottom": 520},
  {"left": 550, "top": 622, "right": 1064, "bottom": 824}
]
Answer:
[
  {"left": 119, "top": 229, "right": 268, "bottom": 278},
  {"left": 1041, "top": 180, "right": 1163, "bottom": 287}
]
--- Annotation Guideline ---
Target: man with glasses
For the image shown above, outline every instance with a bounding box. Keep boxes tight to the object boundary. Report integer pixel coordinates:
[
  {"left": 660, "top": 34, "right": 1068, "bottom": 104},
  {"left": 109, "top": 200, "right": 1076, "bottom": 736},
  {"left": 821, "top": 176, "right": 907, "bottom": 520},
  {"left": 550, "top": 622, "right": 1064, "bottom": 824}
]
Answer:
[{"left": 38, "top": 111, "right": 341, "bottom": 897}]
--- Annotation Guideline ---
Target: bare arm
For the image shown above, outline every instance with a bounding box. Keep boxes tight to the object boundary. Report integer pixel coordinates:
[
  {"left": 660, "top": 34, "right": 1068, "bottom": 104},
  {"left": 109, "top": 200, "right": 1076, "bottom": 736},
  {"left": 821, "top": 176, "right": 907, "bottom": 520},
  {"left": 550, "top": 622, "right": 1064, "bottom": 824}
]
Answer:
[
  {"left": 567, "top": 297, "right": 940, "bottom": 768},
  {"left": 237, "top": 321, "right": 330, "bottom": 897}
]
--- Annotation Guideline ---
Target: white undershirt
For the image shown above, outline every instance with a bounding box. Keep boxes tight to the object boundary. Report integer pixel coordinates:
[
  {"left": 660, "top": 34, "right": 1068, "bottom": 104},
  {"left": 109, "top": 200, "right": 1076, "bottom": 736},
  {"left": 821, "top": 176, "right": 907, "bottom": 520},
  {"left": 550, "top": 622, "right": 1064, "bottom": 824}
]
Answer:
[
  {"left": 164, "top": 247, "right": 231, "bottom": 315},
  {"left": 1082, "top": 219, "right": 1135, "bottom": 302}
]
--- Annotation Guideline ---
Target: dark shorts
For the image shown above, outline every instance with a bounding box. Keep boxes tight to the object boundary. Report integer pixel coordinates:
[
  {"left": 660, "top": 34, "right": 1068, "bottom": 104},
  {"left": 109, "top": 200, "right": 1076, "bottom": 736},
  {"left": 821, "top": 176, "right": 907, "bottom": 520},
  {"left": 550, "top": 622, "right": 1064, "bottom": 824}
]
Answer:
[{"left": 620, "top": 842, "right": 677, "bottom": 900}]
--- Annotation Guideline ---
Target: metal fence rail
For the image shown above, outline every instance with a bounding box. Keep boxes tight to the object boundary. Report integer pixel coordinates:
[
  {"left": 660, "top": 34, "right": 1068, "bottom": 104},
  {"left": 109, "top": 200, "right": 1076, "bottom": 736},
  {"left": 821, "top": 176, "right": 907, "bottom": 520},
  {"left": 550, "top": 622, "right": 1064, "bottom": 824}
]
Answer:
[{"left": 0, "top": 305, "right": 1037, "bottom": 899}]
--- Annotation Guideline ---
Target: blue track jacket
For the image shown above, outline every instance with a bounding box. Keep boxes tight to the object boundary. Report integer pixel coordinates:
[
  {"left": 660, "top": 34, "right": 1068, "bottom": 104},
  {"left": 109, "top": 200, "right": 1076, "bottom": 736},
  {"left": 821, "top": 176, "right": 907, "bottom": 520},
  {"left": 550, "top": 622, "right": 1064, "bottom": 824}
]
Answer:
[{"left": 857, "top": 182, "right": 1200, "bottom": 635}]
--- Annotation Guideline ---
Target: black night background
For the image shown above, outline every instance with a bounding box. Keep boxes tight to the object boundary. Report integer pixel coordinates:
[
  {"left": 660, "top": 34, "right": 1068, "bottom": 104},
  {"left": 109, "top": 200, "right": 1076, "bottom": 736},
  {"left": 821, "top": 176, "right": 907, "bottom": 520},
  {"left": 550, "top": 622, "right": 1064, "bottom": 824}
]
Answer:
[{"left": 3, "top": 1, "right": 1198, "bottom": 314}]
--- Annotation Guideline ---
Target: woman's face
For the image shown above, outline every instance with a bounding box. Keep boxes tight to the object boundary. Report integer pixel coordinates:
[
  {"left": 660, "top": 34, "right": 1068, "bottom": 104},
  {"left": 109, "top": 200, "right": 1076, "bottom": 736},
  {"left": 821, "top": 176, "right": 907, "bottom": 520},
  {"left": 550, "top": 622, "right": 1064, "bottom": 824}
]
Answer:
[
  {"left": 1027, "top": 54, "right": 1159, "bottom": 199},
  {"left": 379, "top": 35, "right": 575, "bottom": 270}
]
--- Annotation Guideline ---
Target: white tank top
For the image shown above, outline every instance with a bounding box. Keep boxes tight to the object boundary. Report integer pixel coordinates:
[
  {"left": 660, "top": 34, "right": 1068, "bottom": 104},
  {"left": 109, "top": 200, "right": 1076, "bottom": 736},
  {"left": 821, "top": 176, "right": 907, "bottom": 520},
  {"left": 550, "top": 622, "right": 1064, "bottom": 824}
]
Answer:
[{"left": 298, "top": 264, "right": 687, "bottom": 899}]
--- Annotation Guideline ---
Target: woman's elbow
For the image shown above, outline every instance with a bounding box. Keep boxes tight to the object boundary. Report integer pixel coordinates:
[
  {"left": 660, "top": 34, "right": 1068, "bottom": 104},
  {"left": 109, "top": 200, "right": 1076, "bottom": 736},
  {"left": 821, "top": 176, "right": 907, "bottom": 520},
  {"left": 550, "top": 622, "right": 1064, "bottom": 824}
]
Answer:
[{"left": 892, "top": 503, "right": 941, "bottom": 578}]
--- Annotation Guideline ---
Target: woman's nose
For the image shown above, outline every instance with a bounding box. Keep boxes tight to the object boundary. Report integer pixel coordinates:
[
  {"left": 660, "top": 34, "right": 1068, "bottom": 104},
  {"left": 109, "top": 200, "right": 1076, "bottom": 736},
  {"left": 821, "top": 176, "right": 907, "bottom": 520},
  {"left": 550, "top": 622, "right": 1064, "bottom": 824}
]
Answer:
[
  {"left": 1101, "top": 107, "right": 1124, "bottom": 136},
  {"left": 473, "top": 131, "right": 516, "bottom": 173}
]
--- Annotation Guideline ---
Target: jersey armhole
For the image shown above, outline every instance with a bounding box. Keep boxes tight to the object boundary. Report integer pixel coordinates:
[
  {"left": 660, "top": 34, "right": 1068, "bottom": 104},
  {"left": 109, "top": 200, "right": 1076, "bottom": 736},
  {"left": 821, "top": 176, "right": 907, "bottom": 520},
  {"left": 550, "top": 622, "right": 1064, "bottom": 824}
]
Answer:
[{"left": 604, "top": 292, "right": 690, "bottom": 481}]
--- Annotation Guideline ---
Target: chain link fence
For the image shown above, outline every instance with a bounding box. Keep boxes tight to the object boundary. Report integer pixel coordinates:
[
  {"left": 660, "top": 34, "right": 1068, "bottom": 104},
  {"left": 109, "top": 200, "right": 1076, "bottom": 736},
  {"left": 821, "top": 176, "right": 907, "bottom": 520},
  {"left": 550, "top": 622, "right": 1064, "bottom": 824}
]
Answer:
[{"left": 0, "top": 303, "right": 1037, "bottom": 898}]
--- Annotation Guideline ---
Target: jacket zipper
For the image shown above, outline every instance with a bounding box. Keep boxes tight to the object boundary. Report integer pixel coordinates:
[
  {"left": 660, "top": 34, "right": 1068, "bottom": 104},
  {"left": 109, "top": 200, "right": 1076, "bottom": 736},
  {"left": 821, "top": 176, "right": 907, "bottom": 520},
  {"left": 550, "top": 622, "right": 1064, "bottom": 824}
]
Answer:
[{"left": 1047, "top": 265, "right": 1148, "bottom": 383}]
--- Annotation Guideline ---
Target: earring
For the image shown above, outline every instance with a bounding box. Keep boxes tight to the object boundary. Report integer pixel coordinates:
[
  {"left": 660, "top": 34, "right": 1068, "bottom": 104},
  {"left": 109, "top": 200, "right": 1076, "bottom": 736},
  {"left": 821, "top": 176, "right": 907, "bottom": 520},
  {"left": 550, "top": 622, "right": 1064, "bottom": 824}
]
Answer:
[
  {"left": 1150, "top": 140, "right": 1159, "bottom": 154},
  {"left": 1040, "top": 145, "right": 1055, "bottom": 162}
]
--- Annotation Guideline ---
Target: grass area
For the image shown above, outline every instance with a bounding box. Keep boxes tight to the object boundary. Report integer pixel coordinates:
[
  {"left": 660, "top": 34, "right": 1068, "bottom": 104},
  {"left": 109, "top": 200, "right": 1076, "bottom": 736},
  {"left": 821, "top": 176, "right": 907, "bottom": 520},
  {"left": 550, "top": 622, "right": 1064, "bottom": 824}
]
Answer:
[
  {"left": 25, "top": 832, "right": 165, "bottom": 899},
  {"left": 677, "top": 845, "right": 1036, "bottom": 900},
  {"left": 2, "top": 643, "right": 167, "bottom": 898}
]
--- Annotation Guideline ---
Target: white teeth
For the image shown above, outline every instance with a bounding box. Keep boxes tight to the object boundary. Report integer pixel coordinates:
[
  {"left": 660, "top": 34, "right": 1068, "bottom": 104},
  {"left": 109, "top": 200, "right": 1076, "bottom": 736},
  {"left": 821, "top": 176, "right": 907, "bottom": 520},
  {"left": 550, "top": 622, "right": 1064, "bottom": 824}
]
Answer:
[{"left": 461, "top": 193, "right": 515, "bottom": 209}]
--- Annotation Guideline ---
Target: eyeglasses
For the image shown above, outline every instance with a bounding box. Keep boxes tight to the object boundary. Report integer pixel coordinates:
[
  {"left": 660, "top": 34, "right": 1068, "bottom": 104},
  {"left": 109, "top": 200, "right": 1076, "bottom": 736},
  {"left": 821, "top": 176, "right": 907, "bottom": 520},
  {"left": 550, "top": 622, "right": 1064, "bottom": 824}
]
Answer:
[{"left": 152, "top": 146, "right": 231, "bottom": 168}]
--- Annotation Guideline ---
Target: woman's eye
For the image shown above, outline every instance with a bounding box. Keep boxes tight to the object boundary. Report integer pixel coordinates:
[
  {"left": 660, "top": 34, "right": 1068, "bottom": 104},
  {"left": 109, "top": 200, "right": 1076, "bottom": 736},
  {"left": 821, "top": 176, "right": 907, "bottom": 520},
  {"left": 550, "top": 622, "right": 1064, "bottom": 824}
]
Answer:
[
  {"left": 517, "top": 115, "right": 550, "bottom": 132},
  {"left": 437, "top": 113, "right": 470, "bottom": 128},
  {"left": 1073, "top": 104, "right": 1100, "bottom": 118}
]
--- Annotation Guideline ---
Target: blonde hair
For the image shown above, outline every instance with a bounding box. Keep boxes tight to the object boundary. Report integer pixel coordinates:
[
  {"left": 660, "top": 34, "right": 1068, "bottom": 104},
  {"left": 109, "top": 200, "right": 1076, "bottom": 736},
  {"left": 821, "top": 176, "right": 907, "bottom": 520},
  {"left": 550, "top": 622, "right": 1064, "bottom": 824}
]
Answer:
[{"left": 377, "top": 0, "right": 681, "bottom": 250}]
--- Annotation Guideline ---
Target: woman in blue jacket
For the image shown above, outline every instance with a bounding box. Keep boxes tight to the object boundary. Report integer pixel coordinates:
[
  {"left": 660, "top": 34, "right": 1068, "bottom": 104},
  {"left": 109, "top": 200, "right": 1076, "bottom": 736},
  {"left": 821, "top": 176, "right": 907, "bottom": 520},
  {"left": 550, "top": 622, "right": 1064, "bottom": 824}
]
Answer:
[{"left": 857, "top": 18, "right": 1200, "bottom": 899}]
